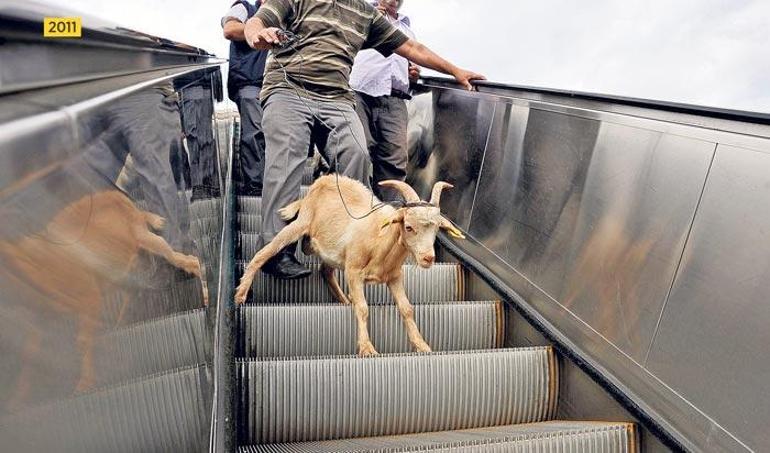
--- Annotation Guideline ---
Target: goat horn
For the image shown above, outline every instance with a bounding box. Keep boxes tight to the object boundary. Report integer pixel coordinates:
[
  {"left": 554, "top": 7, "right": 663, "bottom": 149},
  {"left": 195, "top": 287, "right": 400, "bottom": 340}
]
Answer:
[
  {"left": 379, "top": 180, "right": 420, "bottom": 203},
  {"left": 430, "top": 182, "right": 454, "bottom": 206}
]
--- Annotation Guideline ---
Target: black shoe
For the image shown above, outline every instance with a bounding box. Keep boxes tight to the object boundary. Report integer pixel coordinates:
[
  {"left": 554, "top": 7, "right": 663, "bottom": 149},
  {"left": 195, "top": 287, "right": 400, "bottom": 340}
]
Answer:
[{"left": 262, "top": 250, "right": 312, "bottom": 280}]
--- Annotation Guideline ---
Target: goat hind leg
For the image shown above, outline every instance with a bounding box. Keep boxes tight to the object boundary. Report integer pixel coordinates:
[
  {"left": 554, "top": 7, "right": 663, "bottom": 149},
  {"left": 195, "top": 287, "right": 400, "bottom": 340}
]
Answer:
[
  {"left": 6, "top": 327, "right": 42, "bottom": 412},
  {"left": 142, "top": 211, "right": 166, "bottom": 231},
  {"left": 235, "top": 220, "right": 308, "bottom": 304},
  {"left": 347, "top": 275, "right": 377, "bottom": 356},
  {"left": 74, "top": 317, "right": 98, "bottom": 393},
  {"left": 322, "top": 264, "right": 350, "bottom": 305}
]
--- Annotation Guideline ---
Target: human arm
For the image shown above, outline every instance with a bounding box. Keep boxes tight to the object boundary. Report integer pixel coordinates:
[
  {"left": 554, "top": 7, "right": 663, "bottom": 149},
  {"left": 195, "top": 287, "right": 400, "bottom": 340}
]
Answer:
[
  {"left": 223, "top": 20, "right": 246, "bottom": 41},
  {"left": 394, "top": 39, "right": 485, "bottom": 90},
  {"left": 221, "top": 4, "right": 249, "bottom": 41}
]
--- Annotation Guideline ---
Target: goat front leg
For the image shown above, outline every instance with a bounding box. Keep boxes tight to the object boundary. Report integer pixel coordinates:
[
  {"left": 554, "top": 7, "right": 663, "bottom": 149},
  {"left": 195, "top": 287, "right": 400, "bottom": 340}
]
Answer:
[
  {"left": 235, "top": 220, "right": 308, "bottom": 304},
  {"left": 347, "top": 272, "right": 377, "bottom": 356},
  {"left": 388, "top": 275, "right": 431, "bottom": 353}
]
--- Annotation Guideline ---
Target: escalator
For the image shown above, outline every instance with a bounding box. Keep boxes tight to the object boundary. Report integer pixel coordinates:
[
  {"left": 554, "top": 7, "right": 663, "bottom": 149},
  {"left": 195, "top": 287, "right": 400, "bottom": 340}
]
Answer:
[
  {"left": 230, "top": 165, "right": 639, "bottom": 452},
  {"left": 5, "top": 3, "right": 770, "bottom": 451}
]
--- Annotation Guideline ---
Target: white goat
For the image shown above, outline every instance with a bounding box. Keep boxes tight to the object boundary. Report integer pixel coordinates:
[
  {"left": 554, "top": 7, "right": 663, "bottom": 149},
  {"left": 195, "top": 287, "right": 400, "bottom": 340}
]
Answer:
[{"left": 234, "top": 175, "right": 465, "bottom": 356}]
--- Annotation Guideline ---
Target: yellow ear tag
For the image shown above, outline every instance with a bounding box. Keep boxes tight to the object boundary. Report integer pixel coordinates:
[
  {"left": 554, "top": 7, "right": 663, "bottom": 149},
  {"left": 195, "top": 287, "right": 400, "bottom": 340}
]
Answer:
[
  {"left": 381, "top": 219, "right": 392, "bottom": 229},
  {"left": 447, "top": 226, "right": 466, "bottom": 240}
]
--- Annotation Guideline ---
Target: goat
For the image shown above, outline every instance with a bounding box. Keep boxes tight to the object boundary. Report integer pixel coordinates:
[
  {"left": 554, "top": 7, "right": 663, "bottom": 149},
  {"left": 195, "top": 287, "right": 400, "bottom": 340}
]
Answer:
[
  {"left": 0, "top": 190, "right": 205, "bottom": 409},
  {"left": 235, "top": 175, "right": 465, "bottom": 356}
]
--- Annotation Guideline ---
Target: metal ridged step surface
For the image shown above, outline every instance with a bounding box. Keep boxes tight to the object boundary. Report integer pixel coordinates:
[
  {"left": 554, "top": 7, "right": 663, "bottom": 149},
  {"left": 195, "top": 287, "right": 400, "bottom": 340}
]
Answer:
[
  {"left": 237, "top": 232, "right": 416, "bottom": 267},
  {"left": 237, "top": 302, "right": 503, "bottom": 358},
  {"left": 238, "top": 232, "right": 320, "bottom": 265},
  {"left": 237, "top": 348, "right": 558, "bottom": 444},
  {"left": 237, "top": 186, "right": 310, "bottom": 216},
  {"left": 0, "top": 366, "right": 209, "bottom": 453},
  {"left": 239, "top": 421, "right": 637, "bottom": 453},
  {"left": 240, "top": 263, "right": 464, "bottom": 304},
  {"left": 94, "top": 309, "right": 209, "bottom": 384}
]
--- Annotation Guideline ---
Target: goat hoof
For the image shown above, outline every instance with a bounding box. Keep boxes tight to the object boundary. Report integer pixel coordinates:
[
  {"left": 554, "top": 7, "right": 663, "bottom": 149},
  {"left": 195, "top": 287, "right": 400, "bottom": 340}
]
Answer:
[
  {"left": 180, "top": 255, "right": 202, "bottom": 277},
  {"left": 414, "top": 342, "right": 432, "bottom": 353},
  {"left": 358, "top": 343, "right": 379, "bottom": 357},
  {"left": 234, "top": 286, "right": 249, "bottom": 305}
]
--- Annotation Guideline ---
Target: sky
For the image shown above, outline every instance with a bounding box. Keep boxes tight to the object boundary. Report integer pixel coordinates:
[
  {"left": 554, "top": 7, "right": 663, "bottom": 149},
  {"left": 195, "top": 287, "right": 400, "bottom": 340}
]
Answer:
[{"left": 57, "top": 0, "right": 770, "bottom": 113}]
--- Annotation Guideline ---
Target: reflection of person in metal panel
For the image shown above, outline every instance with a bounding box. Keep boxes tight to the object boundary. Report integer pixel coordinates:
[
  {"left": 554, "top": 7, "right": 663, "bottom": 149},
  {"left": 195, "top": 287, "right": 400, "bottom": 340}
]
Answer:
[
  {"left": 81, "top": 85, "right": 189, "bottom": 251},
  {"left": 175, "top": 71, "right": 222, "bottom": 201}
]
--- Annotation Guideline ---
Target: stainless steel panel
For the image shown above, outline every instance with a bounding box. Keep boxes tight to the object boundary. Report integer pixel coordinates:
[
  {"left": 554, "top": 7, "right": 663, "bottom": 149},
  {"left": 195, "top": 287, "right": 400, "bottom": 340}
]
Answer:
[
  {"left": 647, "top": 144, "right": 770, "bottom": 452},
  {"left": 469, "top": 107, "right": 715, "bottom": 361},
  {"left": 0, "top": 68, "right": 222, "bottom": 450},
  {"left": 407, "top": 90, "right": 496, "bottom": 229},
  {"left": 414, "top": 83, "right": 770, "bottom": 451}
]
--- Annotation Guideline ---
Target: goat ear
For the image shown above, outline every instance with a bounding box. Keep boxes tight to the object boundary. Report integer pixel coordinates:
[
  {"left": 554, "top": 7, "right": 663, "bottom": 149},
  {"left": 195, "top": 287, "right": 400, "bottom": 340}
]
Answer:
[
  {"left": 380, "top": 210, "right": 405, "bottom": 235},
  {"left": 439, "top": 216, "right": 466, "bottom": 239}
]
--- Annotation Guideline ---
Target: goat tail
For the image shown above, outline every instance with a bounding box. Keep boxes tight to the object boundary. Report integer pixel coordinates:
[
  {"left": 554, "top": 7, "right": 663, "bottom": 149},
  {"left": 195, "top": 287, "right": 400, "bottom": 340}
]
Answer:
[{"left": 278, "top": 200, "right": 303, "bottom": 221}]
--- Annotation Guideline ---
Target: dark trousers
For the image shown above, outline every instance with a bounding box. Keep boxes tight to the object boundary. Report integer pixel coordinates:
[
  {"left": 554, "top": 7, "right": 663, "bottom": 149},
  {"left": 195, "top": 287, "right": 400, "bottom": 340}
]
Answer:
[
  {"left": 235, "top": 86, "right": 266, "bottom": 196},
  {"left": 354, "top": 91, "right": 408, "bottom": 202},
  {"left": 180, "top": 85, "right": 220, "bottom": 200}
]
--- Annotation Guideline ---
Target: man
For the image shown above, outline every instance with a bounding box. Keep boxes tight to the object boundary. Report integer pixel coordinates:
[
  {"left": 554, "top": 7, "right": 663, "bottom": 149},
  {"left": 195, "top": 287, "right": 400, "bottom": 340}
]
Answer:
[
  {"left": 349, "top": 0, "right": 419, "bottom": 201},
  {"left": 245, "top": 0, "right": 485, "bottom": 279},
  {"left": 222, "top": 1, "right": 270, "bottom": 197}
]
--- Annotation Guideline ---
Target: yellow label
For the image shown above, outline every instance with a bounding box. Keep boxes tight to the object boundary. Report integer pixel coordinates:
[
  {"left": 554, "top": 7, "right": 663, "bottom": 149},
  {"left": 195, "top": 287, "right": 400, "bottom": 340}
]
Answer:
[{"left": 43, "top": 17, "right": 82, "bottom": 38}]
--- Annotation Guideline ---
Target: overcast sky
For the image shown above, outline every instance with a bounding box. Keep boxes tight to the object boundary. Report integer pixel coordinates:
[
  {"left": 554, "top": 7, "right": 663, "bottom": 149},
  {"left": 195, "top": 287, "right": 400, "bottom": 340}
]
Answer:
[{"left": 59, "top": 0, "right": 770, "bottom": 113}]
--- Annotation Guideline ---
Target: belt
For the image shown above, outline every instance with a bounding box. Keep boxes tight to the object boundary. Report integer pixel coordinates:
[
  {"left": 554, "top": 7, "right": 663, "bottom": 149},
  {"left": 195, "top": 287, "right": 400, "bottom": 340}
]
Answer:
[{"left": 389, "top": 89, "right": 412, "bottom": 100}]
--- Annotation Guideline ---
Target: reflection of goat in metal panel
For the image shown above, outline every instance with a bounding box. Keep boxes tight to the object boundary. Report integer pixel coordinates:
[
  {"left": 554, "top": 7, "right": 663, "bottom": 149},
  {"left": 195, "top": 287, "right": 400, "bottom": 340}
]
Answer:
[
  {"left": 0, "top": 190, "right": 204, "bottom": 408},
  {"left": 235, "top": 175, "right": 464, "bottom": 356}
]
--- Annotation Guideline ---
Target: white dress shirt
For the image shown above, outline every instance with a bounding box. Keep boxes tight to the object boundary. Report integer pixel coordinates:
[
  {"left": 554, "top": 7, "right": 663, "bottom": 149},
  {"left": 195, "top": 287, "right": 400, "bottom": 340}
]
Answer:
[{"left": 350, "top": 13, "right": 415, "bottom": 98}]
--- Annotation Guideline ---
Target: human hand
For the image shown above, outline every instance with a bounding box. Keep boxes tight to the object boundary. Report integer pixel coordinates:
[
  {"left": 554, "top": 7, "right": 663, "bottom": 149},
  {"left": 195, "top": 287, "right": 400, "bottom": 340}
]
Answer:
[
  {"left": 408, "top": 63, "right": 421, "bottom": 82},
  {"left": 246, "top": 26, "right": 282, "bottom": 49},
  {"left": 452, "top": 68, "right": 486, "bottom": 90}
]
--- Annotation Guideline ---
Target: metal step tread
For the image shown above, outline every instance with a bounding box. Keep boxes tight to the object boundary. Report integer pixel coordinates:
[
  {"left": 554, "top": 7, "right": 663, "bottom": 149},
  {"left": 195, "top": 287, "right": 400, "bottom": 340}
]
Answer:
[
  {"left": 237, "top": 301, "right": 503, "bottom": 358},
  {"left": 237, "top": 233, "right": 418, "bottom": 266},
  {"left": 95, "top": 308, "right": 209, "bottom": 385},
  {"left": 239, "top": 421, "right": 637, "bottom": 452},
  {"left": 237, "top": 186, "right": 310, "bottom": 214},
  {"left": 0, "top": 365, "right": 209, "bottom": 453},
  {"left": 238, "top": 263, "right": 464, "bottom": 304},
  {"left": 236, "top": 347, "right": 558, "bottom": 444}
]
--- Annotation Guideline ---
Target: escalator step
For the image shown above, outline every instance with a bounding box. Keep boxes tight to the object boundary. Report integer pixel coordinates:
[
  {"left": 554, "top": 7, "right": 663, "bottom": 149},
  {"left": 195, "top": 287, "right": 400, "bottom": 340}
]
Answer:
[
  {"left": 238, "top": 232, "right": 319, "bottom": 265},
  {"left": 303, "top": 164, "right": 315, "bottom": 186},
  {"left": 238, "top": 421, "right": 636, "bottom": 452},
  {"left": 237, "top": 301, "right": 503, "bottom": 358},
  {"left": 237, "top": 348, "right": 558, "bottom": 444},
  {"left": 239, "top": 263, "right": 464, "bottom": 304},
  {"left": 94, "top": 309, "right": 209, "bottom": 385},
  {"left": 189, "top": 198, "right": 222, "bottom": 219},
  {"left": 237, "top": 186, "right": 310, "bottom": 215},
  {"left": 0, "top": 366, "right": 209, "bottom": 453},
  {"left": 237, "top": 232, "right": 416, "bottom": 267}
]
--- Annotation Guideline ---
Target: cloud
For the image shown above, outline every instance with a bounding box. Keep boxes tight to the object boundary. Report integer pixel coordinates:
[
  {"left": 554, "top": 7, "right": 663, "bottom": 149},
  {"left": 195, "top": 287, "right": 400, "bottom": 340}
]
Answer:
[{"left": 54, "top": 0, "right": 770, "bottom": 112}]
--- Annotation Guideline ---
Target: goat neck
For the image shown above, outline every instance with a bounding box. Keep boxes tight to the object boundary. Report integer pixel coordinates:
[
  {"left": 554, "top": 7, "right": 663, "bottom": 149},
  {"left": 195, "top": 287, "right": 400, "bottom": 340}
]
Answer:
[{"left": 368, "top": 218, "right": 409, "bottom": 273}]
